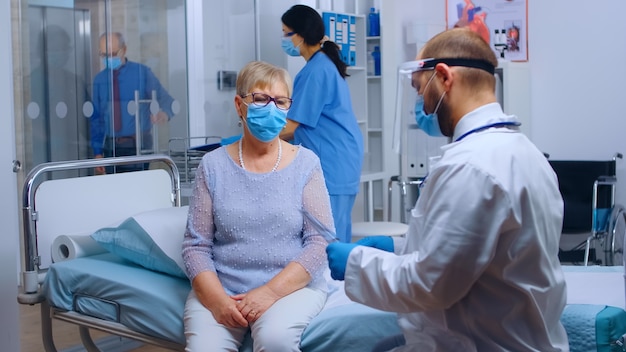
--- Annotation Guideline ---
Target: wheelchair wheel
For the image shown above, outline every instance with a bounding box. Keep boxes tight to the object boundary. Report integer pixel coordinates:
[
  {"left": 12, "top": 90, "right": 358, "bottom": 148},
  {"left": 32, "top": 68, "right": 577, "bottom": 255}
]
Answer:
[{"left": 603, "top": 206, "right": 626, "bottom": 266}]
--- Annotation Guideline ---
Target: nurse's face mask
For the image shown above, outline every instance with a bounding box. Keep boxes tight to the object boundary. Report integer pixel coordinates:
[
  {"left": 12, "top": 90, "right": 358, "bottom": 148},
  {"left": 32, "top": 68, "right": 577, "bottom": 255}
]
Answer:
[
  {"left": 392, "top": 58, "right": 497, "bottom": 147},
  {"left": 281, "top": 31, "right": 302, "bottom": 57}
]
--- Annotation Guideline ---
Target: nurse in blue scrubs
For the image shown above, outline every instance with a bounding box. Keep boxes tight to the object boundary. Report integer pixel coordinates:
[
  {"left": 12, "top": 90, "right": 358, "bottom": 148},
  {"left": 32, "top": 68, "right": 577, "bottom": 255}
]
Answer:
[{"left": 280, "top": 4, "right": 364, "bottom": 243}]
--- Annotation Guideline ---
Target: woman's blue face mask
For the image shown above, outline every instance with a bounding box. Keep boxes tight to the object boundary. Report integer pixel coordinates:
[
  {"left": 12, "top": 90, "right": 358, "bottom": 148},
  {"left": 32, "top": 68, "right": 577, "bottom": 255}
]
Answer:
[
  {"left": 281, "top": 36, "right": 301, "bottom": 57},
  {"left": 414, "top": 72, "right": 446, "bottom": 137},
  {"left": 245, "top": 103, "right": 287, "bottom": 142}
]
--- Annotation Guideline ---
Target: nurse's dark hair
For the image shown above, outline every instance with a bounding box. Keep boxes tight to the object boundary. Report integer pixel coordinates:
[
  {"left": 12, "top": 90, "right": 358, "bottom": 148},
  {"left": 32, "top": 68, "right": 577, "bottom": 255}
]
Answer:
[
  {"left": 281, "top": 4, "right": 349, "bottom": 78},
  {"left": 420, "top": 28, "right": 497, "bottom": 90}
]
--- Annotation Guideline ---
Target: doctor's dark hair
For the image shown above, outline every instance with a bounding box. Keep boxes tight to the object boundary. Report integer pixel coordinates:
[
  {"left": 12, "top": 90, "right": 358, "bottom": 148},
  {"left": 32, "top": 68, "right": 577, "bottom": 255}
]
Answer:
[
  {"left": 421, "top": 28, "right": 497, "bottom": 90},
  {"left": 281, "top": 5, "right": 349, "bottom": 78}
]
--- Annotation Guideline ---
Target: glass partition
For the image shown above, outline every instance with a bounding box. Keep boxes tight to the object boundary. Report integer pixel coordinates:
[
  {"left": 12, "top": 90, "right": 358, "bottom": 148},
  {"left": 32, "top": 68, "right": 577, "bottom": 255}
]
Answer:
[
  {"left": 15, "top": 0, "right": 189, "bottom": 178},
  {"left": 13, "top": 0, "right": 261, "bottom": 186}
]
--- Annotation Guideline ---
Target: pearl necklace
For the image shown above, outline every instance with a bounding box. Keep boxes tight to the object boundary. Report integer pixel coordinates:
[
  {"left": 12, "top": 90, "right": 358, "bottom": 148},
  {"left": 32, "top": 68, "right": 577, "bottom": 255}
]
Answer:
[{"left": 238, "top": 138, "right": 282, "bottom": 172}]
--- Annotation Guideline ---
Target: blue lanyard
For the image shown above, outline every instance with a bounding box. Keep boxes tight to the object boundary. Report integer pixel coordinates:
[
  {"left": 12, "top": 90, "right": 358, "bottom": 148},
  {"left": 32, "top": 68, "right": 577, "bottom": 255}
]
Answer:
[
  {"left": 420, "top": 121, "right": 521, "bottom": 189},
  {"left": 454, "top": 121, "right": 520, "bottom": 142}
]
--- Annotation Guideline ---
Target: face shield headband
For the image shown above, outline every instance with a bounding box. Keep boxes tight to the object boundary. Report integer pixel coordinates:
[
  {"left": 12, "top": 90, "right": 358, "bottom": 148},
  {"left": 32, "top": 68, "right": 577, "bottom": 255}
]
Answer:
[
  {"left": 409, "top": 57, "right": 495, "bottom": 75},
  {"left": 393, "top": 57, "right": 495, "bottom": 152}
]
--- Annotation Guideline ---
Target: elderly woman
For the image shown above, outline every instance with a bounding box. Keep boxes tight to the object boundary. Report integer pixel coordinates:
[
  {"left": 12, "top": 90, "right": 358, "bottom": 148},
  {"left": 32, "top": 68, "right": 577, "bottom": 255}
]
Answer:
[{"left": 182, "top": 61, "right": 333, "bottom": 352}]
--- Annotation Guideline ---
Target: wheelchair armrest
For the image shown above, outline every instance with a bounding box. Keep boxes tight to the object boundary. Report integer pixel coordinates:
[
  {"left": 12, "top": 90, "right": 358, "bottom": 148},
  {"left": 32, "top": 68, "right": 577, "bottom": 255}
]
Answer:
[{"left": 595, "top": 176, "right": 617, "bottom": 186}]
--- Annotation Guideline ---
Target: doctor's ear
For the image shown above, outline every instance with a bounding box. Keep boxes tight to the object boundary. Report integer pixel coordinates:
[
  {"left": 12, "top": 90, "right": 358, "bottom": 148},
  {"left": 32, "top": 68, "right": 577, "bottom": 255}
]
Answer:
[{"left": 434, "top": 64, "right": 454, "bottom": 89}]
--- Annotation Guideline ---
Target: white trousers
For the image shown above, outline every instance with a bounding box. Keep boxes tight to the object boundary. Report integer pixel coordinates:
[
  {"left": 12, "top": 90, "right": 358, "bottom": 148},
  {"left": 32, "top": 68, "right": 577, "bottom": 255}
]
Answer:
[{"left": 184, "top": 287, "right": 326, "bottom": 352}]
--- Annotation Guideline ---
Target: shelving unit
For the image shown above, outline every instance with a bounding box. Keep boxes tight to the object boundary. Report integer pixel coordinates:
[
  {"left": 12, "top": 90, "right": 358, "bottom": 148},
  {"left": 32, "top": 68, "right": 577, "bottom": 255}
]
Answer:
[
  {"left": 361, "top": 77, "right": 385, "bottom": 218},
  {"left": 359, "top": 4, "right": 385, "bottom": 222}
]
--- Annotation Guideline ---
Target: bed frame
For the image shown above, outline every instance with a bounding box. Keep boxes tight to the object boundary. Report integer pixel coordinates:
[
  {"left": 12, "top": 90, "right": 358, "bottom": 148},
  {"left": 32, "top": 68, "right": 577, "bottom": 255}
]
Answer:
[
  {"left": 17, "top": 155, "right": 184, "bottom": 351},
  {"left": 16, "top": 155, "right": 626, "bottom": 352},
  {"left": 15, "top": 155, "right": 405, "bottom": 352}
]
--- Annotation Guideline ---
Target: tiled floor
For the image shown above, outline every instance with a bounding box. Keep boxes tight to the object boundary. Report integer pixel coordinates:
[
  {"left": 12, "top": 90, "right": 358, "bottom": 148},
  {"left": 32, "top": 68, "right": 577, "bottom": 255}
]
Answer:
[{"left": 19, "top": 303, "right": 171, "bottom": 352}]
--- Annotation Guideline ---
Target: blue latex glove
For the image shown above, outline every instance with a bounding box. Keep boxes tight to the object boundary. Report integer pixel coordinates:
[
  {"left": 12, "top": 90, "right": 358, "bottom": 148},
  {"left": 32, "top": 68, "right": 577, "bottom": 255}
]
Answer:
[
  {"left": 356, "top": 235, "right": 394, "bottom": 252},
  {"left": 326, "top": 242, "right": 358, "bottom": 281}
]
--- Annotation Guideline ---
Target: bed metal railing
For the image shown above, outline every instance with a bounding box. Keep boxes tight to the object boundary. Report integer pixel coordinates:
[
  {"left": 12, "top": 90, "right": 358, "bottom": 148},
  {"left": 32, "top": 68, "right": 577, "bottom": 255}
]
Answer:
[
  {"left": 17, "top": 155, "right": 183, "bottom": 352},
  {"left": 19, "top": 155, "right": 180, "bottom": 298},
  {"left": 168, "top": 136, "right": 221, "bottom": 185}
]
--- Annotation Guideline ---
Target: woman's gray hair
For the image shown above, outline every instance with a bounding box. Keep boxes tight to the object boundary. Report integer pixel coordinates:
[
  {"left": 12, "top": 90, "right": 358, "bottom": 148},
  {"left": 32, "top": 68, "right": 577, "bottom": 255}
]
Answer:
[{"left": 236, "top": 61, "right": 293, "bottom": 97}]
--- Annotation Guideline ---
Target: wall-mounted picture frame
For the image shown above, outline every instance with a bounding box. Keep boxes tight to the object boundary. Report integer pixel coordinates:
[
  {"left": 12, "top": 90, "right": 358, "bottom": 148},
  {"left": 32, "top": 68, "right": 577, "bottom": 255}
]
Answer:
[{"left": 446, "top": 0, "right": 528, "bottom": 62}]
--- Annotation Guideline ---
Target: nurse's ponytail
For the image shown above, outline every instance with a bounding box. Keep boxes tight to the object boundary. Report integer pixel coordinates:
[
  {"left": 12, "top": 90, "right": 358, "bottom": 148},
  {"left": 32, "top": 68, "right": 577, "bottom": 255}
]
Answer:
[{"left": 320, "top": 39, "right": 349, "bottom": 78}]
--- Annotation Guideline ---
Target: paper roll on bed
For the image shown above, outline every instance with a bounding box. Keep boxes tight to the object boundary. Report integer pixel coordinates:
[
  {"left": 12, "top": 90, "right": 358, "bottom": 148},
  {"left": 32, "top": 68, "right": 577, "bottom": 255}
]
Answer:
[{"left": 50, "top": 235, "right": 107, "bottom": 263}]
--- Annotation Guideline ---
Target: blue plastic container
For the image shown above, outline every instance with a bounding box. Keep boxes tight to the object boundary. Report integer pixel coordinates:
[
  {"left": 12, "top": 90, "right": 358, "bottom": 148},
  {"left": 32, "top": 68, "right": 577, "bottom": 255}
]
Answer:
[
  {"left": 368, "top": 7, "right": 380, "bottom": 36},
  {"left": 372, "top": 46, "right": 381, "bottom": 76}
]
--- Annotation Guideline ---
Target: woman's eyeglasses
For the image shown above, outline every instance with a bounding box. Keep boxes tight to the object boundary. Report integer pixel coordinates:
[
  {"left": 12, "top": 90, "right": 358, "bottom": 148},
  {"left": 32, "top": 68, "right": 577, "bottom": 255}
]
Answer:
[{"left": 241, "top": 92, "right": 292, "bottom": 110}]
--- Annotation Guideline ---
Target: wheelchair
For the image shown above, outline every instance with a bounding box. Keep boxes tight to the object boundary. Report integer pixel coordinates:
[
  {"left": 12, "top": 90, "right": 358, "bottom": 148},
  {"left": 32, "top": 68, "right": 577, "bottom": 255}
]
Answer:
[{"left": 549, "top": 153, "right": 626, "bottom": 266}]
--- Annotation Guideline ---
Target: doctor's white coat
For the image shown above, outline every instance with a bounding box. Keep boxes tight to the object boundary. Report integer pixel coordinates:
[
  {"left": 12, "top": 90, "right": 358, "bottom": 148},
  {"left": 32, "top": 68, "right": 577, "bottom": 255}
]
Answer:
[{"left": 344, "top": 104, "right": 570, "bottom": 351}]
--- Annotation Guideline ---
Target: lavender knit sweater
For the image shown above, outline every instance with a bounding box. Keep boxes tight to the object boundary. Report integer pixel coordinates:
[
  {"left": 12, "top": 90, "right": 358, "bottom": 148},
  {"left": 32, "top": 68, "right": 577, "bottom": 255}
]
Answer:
[{"left": 182, "top": 146, "right": 333, "bottom": 295}]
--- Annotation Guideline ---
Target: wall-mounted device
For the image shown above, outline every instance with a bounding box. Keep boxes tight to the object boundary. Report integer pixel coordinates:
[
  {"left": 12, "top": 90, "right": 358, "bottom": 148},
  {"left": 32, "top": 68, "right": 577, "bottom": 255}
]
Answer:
[{"left": 217, "top": 70, "right": 237, "bottom": 91}]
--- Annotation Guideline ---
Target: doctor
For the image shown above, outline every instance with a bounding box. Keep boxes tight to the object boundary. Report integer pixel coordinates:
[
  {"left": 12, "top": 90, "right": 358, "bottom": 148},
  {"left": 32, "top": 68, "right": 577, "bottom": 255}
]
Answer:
[{"left": 326, "top": 28, "right": 569, "bottom": 351}]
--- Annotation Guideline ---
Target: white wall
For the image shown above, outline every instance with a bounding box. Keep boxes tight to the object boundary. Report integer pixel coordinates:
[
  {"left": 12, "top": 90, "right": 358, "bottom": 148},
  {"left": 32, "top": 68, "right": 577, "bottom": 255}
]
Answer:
[
  {"left": 187, "top": 0, "right": 257, "bottom": 143},
  {"left": 1, "top": 0, "right": 21, "bottom": 348},
  {"left": 528, "top": 1, "right": 626, "bottom": 205},
  {"left": 200, "top": 1, "right": 256, "bottom": 140}
]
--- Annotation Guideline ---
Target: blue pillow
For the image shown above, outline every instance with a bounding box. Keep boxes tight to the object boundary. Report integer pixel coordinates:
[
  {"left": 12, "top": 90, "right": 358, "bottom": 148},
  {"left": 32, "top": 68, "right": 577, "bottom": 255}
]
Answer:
[{"left": 91, "top": 206, "right": 189, "bottom": 278}]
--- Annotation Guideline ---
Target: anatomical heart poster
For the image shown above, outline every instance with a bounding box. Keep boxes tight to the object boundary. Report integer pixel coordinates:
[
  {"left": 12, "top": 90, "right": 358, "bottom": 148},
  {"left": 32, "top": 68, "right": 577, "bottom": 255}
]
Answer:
[{"left": 446, "top": 0, "right": 528, "bottom": 61}]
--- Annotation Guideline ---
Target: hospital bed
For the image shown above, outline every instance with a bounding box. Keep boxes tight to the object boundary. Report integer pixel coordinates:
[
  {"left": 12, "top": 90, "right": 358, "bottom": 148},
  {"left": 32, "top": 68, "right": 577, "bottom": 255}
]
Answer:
[
  {"left": 16, "top": 155, "right": 626, "bottom": 352},
  {"left": 16, "top": 155, "right": 401, "bottom": 352}
]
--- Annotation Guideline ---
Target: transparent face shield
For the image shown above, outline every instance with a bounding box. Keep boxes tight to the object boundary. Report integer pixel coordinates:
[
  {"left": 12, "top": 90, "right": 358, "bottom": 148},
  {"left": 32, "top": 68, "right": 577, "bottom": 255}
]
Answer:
[
  {"left": 391, "top": 59, "right": 434, "bottom": 153},
  {"left": 392, "top": 57, "right": 497, "bottom": 152},
  {"left": 392, "top": 57, "right": 497, "bottom": 181}
]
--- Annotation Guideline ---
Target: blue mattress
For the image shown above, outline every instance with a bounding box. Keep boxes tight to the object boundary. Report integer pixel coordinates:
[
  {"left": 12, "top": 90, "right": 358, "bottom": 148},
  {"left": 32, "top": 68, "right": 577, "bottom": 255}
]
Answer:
[
  {"left": 42, "top": 253, "right": 401, "bottom": 351},
  {"left": 44, "top": 253, "right": 626, "bottom": 351},
  {"left": 43, "top": 253, "right": 190, "bottom": 344},
  {"left": 561, "top": 304, "right": 626, "bottom": 352}
]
